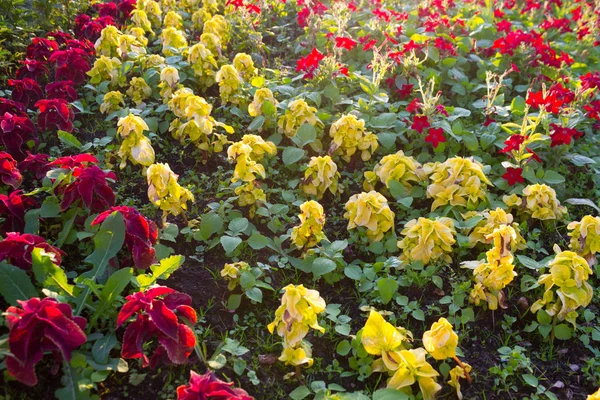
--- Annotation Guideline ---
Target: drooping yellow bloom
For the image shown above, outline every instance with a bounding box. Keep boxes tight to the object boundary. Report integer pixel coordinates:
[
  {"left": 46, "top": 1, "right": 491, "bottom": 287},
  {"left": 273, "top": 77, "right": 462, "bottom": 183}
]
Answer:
[
  {"left": 116, "top": 33, "right": 146, "bottom": 59},
  {"left": 130, "top": 9, "right": 154, "bottom": 34},
  {"left": 137, "top": 0, "right": 162, "bottom": 23},
  {"left": 234, "top": 134, "right": 277, "bottom": 162},
  {"left": 363, "top": 151, "right": 424, "bottom": 191},
  {"left": 233, "top": 53, "right": 257, "bottom": 81},
  {"left": 126, "top": 27, "right": 149, "bottom": 47},
  {"left": 221, "top": 261, "right": 250, "bottom": 290},
  {"left": 522, "top": 184, "right": 568, "bottom": 220},
  {"left": 160, "top": 27, "right": 188, "bottom": 55},
  {"left": 448, "top": 364, "right": 472, "bottom": 400},
  {"left": 387, "top": 348, "right": 441, "bottom": 400},
  {"left": 361, "top": 311, "right": 411, "bottom": 370},
  {"left": 531, "top": 246, "right": 593, "bottom": 328},
  {"left": 398, "top": 217, "right": 456, "bottom": 265},
  {"left": 100, "top": 91, "right": 125, "bottom": 114},
  {"left": 300, "top": 156, "right": 341, "bottom": 200},
  {"left": 291, "top": 201, "right": 326, "bottom": 250},
  {"left": 200, "top": 32, "right": 221, "bottom": 56},
  {"left": 424, "top": 157, "right": 492, "bottom": 211},
  {"left": 568, "top": 215, "right": 600, "bottom": 264},
  {"left": 465, "top": 208, "right": 525, "bottom": 249},
  {"left": 158, "top": 66, "right": 180, "bottom": 100},
  {"left": 94, "top": 25, "right": 121, "bottom": 57},
  {"left": 215, "top": 64, "right": 243, "bottom": 104},
  {"left": 163, "top": 10, "right": 183, "bottom": 29},
  {"left": 203, "top": 15, "right": 229, "bottom": 46},
  {"left": 191, "top": 8, "right": 211, "bottom": 31},
  {"left": 422, "top": 318, "right": 458, "bottom": 360},
  {"left": 278, "top": 342, "right": 313, "bottom": 367},
  {"left": 87, "top": 56, "right": 124, "bottom": 87},
  {"left": 248, "top": 88, "right": 278, "bottom": 118},
  {"left": 278, "top": 99, "right": 323, "bottom": 138},
  {"left": 146, "top": 163, "right": 195, "bottom": 220},
  {"left": 344, "top": 191, "right": 395, "bottom": 242},
  {"left": 589, "top": 389, "right": 600, "bottom": 400},
  {"left": 126, "top": 77, "right": 152, "bottom": 106},
  {"left": 234, "top": 181, "right": 266, "bottom": 216},
  {"left": 227, "top": 143, "right": 266, "bottom": 183},
  {"left": 329, "top": 114, "right": 379, "bottom": 162},
  {"left": 116, "top": 114, "right": 155, "bottom": 169},
  {"left": 187, "top": 43, "right": 218, "bottom": 88}
]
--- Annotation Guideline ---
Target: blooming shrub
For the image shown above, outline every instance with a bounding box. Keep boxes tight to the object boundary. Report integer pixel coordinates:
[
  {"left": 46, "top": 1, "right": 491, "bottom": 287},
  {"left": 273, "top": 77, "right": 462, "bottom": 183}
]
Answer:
[
  {"left": 329, "top": 114, "right": 378, "bottom": 162},
  {"left": 568, "top": 215, "right": 600, "bottom": 264},
  {"left": 0, "top": 232, "right": 64, "bottom": 270},
  {"left": 146, "top": 163, "right": 194, "bottom": 224},
  {"left": 464, "top": 208, "right": 525, "bottom": 249},
  {"left": 278, "top": 98, "right": 323, "bottom": 138},
  {"left": 215, "top": 64, "right": 243, "bottom": 104},
  {"left": 176, "top": 370, "right": 253, "bottom": 400},
  {"left": 344, "top": 191, "right": 394, "bottom": 242},
  {"left": 117, "top": 114, "right": 156, "bottom": 169},
  {"left": 363, "top": 150, "right": 424, "bottom": 192},
  {"left": 0, "top": 190, "right": 37, "bottom": 233},
  {"left": 58, "top": 165, "right": 116, "bottom": 212},
  {"left": 300, "top": 156, "right": 341, "bottom": 200},
  {"left": 398, "top": 217, "right": 456, "bottom": 265},
  {"left": 0, "top": 152, "right": 23, "bottom": 188},
  {"left": 35, "top": 99, "right": 75, "bottom": 133},
  {"left": 290, "top": 200, "right": 326, "bottom": 250},
  {"left": 504, "top": 183, "right": 567, "bottom": 220},
  {"left": 248, "top": 88, "right": 278, "bottom": 118}
]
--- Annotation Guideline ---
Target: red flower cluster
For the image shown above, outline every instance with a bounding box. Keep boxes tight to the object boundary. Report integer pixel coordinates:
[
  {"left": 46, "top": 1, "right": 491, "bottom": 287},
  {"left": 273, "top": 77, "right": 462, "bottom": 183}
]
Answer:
[
  {"left": 296, "top": 48, "right": 325, "bottom": 79},
  {"left": 549, "top": 123, "right": 583, "bottom": 147},
  {"left": 92, "top": 206, "right": 158, "bottom": 270},
  {"left": 8, "top": 79, "right": 44, "bottom": 109},
  {"left": 0, "top": 152, "right": 23, "bottom": 188},
  {"left": 499, "top": 134, "right": 524, "bottom": 154},
  {"left": 335, "top": 36, "right": 357, "bottom": 50},
  {"left": 526, "top": 84, "right": 574, "bottom": 114},
  {"left": 177, "top": 370, "right": 253, "bottom": 400},
  {"left": 118, "top": 287, "right": 197, "bottom": 368},
  {"left": 425, "top": 127, "right": 446, "bottom": 148},
  {"left": 5, "top": 298, "right": 87, "bottom": 386},
  {"left": 35, "top": 98, "right": 75, "bottom": 133},
  {"left": 584, "top": 100, "right": 600, "bottom": 121},
  {"left": 0, "top": 190, "right": 37, "bottom": 233},
  {"left": 19, "top": 152, "right": 51, "bottom": 180},
  {"left": 0, "top": 105, "right": 37, "bottom": 161},
  {"left": 502, "top": 167, "right": 524, "bottom": 186},
  {"left": 0, "top": 232, "right": 65, "bottom": 270},
  {"left": 58, "top": 164, "right": 116, "bottom": 212},
  {"left": 411, "top": 115, "right": 430, "bottom": 133}
]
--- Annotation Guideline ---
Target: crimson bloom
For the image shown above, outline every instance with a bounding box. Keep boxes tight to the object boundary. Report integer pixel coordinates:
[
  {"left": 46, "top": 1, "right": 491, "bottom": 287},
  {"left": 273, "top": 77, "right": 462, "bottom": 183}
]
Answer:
[
  {"left": 49, "top": 153, "right": 98, "bottom": 170},
  {"left": 335, "top": 36, "right": 357, "bottom": 50},
  {"left": 584, "top": 100, "right": 600, "bottom": 120},
  {"left": 425, "top": 127, "right": 446, "bottom": 148},
  {"left": 15, "top": 59, "right": 49, "bottom": 81},
  {"left": 91, "top": 206, "right": 158, "bottom": 270},
  {"left": 502, "top": 167, "right": 524, "bottom": 186},
  {"left": 19, "top": 152, "right": 51, "bottom": 180},
  {"left": 0, "top": 190, "right": 37, "bottom": 233},
  {"left": 549, "top": 123, "right": 583, "bottom": 147},
  {"left": 411, "top": 115, "right": 430, "bottom": 133},
  {"left": 8, "top": 79, "right": 44, "bottom": 109},
  {"left": 25, "top": 38, "right": 58, "bottom": 62},
  {"left": 49, "top": 48, "right": 91, "bottom": 85},
  {"left": 296, "top": 48, "right": 324, "bottom": 74},
  {"left": 499, "top": 134, "right": 524, "bottom": 154},
  {"left": 5, "top": 298, "right": 87, "bottom": 386},
  {"left": 58, "top": 165, "right": 116, "bottom": 212},
  {"left": 35, "top": 99, "right": 75, "bottom": 133},
  {"left": 177, "top": 370, "right": 253, "bottom": 400},
  {"left": 117, "top": 287, "right": 197, "bottom": 368},
  {"left": 0, "top": 113, "right": 37, "bottom": 161},
  {"left": 45, "top": 81, "right": 78, "bottom": 102},
  {"left": 0, "top": 232, "right": 65, "bottom": 270},
  {"left": 0, "top": 152, "right": 23, "bottom": 188}
]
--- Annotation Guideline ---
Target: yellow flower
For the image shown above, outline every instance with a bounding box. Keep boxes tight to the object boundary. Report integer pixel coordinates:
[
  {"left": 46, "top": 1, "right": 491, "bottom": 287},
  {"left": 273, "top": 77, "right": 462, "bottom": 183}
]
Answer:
[
  {"left": 163, "top": 10, "right": 183, "bottom": 29},
  {"left": 521, "top": 184, "right": 567, "bottom": 220},
  {"left": 146, "top": 163, "right": 195, "bottom": 219},
  {"left": 200, "top": 32, "right": 221, "bottom": 56},
  {"left": 466, "top": 208, "right": 525, "bottom": 249},
  {"left": 126, "top": 27, "right": 148, "bottom": 47},
  {"left": 448, "top": 364, "right": 472, "bottom": 400},
  {"left": 268, "top": 284, "right": 326, "bottom": 347},
  {"left": 291, "top": 201, "right": 326, "bottom": 250},
  {"left": 87, "top": 56, "right": 124, "bottom": 87},
  {"left": 233, "top": 53, "right": 257, "bottom": 81},
  {"left": 277, "top": 99, "right": 323, "bottom": 138},
  {"left": 116, "top": 34, "right": 146, "bottom": 59},
  {"left": 361, "top": 311, "right": 411, "bottom": 371},
  {"left": 568, "top": 215, "right": 600, "bottom": 262},
  {"left": 130, "top": 9, "right": 154, "bottom": 34},
  {"left": 221, "top": 261, "right": 250, "bottom": 290},
  {"left": 248, "top": 88, "right": 278, "bottom": 118},
  {"left": 301, "top": 156, "right": 341, "bottom": 200},
  {"left": 387, "top": 348, "right": 441, "bottom": 400},
  {"left": 237, "top": 134, "right": 277, "bottom": 162},
  {"left": 203, "top": 15, "right": 229, "bottom": 46},
  {"left": 95, "top": 25, "right": 121, "bottom": 57},
  {"left": 160, "top": 27, "right": 188, "bottom": 55},
  {"left": 422, "top": 317, "right": 458, "bottom": 360},
  {"left": 424, "top": 157, "right": 492, "bottom": 211},
  {"left": 364, "top": 151, "right": 424, "bottom": 191},
  {"left": 215, "top": 64, "right": 243, "bottom": 105},
  {"left": 278, "top": 342, "right": 313, "bottom": 367},
  {"left": 126, "top": 77, "right": 152, "bottom": 106},
  {"left": 158, "top": 66, "right": 180, "bottom": 100},
  {"left": 192, "top": 8, "right": 211, "bottom": 31},
  {"left": 398, "top": 217, "right": 456, "bottom": 265},
  {"left": 329, "top": 114, "right": 378, "bottom": 162},
  {"left": 227, "top": 143, "right": 266, "bottom": 182},
  {"left": 100, "top": 91, "right": 125, "bottom": 114},
  {"left": 234, "top": 181, "right": 265, "bottom": 217},
  {"left": 503, "top": 193, "right": 521, "bottom": 207},
  {"left": 187, "top": 43, "right": 218, "bottom": 88},
  {"left": 344, "top": 191, "right": 395, "bottom": 242},
  {"left": 116, "top": 114, "right": 155, "bottom": 169},
  {"left": 531, "top": 246, "right": 593, "bottom": 327}
]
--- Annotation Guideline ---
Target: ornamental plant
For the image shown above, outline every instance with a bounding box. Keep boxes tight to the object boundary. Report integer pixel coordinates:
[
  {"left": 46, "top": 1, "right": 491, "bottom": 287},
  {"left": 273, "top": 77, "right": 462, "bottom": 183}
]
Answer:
[
  {"left": 146, "top": 163, "right": 195, "bottom": 226},
  {"left": 531, "top": 246, "right": 593, "bottom": 328},
  {"left": 187, "top": 43, "right": 218, "bottom": 89},
  {"left": 567, "top": 215, "right": 600, "bottom": 265},
  {"left": 0, "top": 232, "right": 64, "bottom": 270},
  {"left": 100, "top": 91, "right": 125, "bottom": 114},
  {"left": 464, "top": 207, "right": 525, "bottom": 249},
  {"left": 35, "top": 99, "right": 75, "bottom": 133},
  {"left": 344, "top": 191, "right": 394, "bottom": 242},
  {"left": 221, "top": 261, "right": 251, "bottom": 290},
  {"left": 215, "top": 64, "right": 243, "bottom": 105},
  {"left": 0, "top": 190, "right": 37, "bottom": 233},
  {"left": 57, "top": 165, "right": 117, "bottom": 212},
  {"left": 278, "top": 98, "right": 323, "bottom": 138},
  {"left": 117, "top": 286, "right": 197, "bottom": 368},
  {"left": 300, "top": 155, "right": 341, "bottom": 200},
  {"left": 248, "top": 88, "right": 278, "bottom": 119},
  {"left": 329, "top": 114, "right": 378, "bottom": 162},
  {"left": 0, "top": 152, "right": 23, "bottom": 188},
  {"left": 363, "top": 150, "right": 425, "bottom": 192},
  {"left": 424, "top": 156, "right": 492, "bottom": 211},
  {"left": 290, "top": 200, "right": 326, "bottom": 251},
  {"left": 232, "top": 52, "right": 257, "bottom": 81},
  {"left": 267, "top": 284, "right": 326, "bottom": 374},
  {"left": 397, "top": 217, "right": 456, "bottom": 265},
  {"left": 4, "top": 298, "right": 87, "bottom": 386},
  {"left": 503, "top": 183, "right": 567, "bottom": 221},
  {"left": 117, "top": 114, "right": 156, "bottom": 169},
  {"left": 126, "top": 77, "right": 152, "bottom": 106},
  {"left": 176, "top": 370, "right": 253, "bottom": 400},
  {"left": 0, "top": 111, "right": 37, "bottom": 161}
]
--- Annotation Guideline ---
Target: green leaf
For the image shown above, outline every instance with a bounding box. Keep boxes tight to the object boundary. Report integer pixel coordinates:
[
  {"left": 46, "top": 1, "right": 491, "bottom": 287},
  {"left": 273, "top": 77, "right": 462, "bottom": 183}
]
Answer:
[
  {"left": 289, "top": 386, "right": 311, "bottom": 400},
  {"left": 311, "top": 257, "right": 337, "bottom": 278},
  {"left": 200, "top": 212, "right": 223, "bottom": 240},
  {"left": 228, "top": 217, "right": 249, "bottom": 234},
  {"left": 92, "top": 333, "right": 118, "bottom": 364},
  {"left": 248, "top": 115, "right": 265, "bottom": 131},
  {"left": 247, "top": 232, "right": 270, "bottom": 249},
  {"left": 292, "top": 123, "right": 317, "bottom": 147},
  {"left": 245, "top": 287, "right": 263, "bottom": 303},
  {"left": 227, "top": 294, "right": 242, "bottom": 310},
  {"left": 31, "top": 248, "right": 74, "bottom": 297},
  {"left": 282, "top": 147, "right": 305, "bottom": 165},
  {"left": 136, "top": 255, "right": 185, "bottom": 289},
  {"left": 517, "top": 255, "right": 541, "bottom": 270},
  {"left": 92, "top": 268, "right": 133, "bottom": 323},
  {"left": 511, "top": 96, "right": 526, "bottom": 115},
  {"left": 344, "top": 265, "right": 362, "bottom": 280},
  {"left": 40, "top": 196, "right": 61, "bottom": 218},
  {"left": 221, "top": 236, "right": 242, "bottom": 254},
  {"left": 373, "top": 389, "right": 410, "bottom": 400},
  {"left": 336, "top": 340, "right": 351, "bottom": 356},
  {"left": 0, "top": 262, "right": 38, "bottom": 305},
  {"left": 412, "top": 309, "right": 426, "bottom": 321},
  {"left": 554, "top": 324, "right": 573, "bottom": 340},
  {"left": 522, "top": 374, "right": 538, "bottom": 387},
  {"left": 543, "top": 170, "right": 565, "bottom": 184},
  {"left": 377, "top": 277, "right": 398, "bottom": 304},
  {"left": 58, "top": 130, "right": 83, "bottom": 150},
  {"left": 565, "top": 198, "right": 600, "bottom": 214}
]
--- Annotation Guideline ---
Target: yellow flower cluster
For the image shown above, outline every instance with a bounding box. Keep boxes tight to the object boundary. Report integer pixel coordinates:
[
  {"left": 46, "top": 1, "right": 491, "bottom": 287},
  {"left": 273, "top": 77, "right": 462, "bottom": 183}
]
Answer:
[
  {"left": 290, "top": 201, "right": 326, "bottom": 250},
  {"left": 126, "top": 77, "right": 152, "bottom": 106},
  {"left": 130, "top": 9, "right": 154, "bottom": 34},
  {"left": 503, "top": 184, "right": 567, "bottom": 220},
  {"left": 163, "top": 10, "right": 182, "bottom": 29},
  {"left": 87, "top": 56, "right": 125, "bottom": 87},
  {"left": 160, "top": 27, "right": 188, "bottom": 55},
  {"left": 531, "top": 246, "right": 593, "bottom": 327},
  {"left": 344, "top": 191, "right": 394, "bottom": 242},
  {"left": 424, "top": 157, "right": 492, "bottom": 211},
  {"left": 278, "top": 99, "right": 323, "bottom": 138},
  {"left": 215, "top": 64, "right": 243, "bottom": 104},
  {"left": 363, "top": 150, "right": 424, "bottom": 192},
  {"left": 300, "top": 156, "right": 341, "bottom": 200},
  {"left": 203, "top": 15, "right": 229, "bottom": 48},
  {"left": 158, "top": 66, "right": 180, "bottom": 101},
  {"left": 422, "top": 318, "right": 458, "bottom": 361},
  {"left": 398, "top": 217, "right": 456, "bottom": 265},
  {"left": 221, "top": 261, "right": 250, "bottom": 290},
  {"left": 268, "top": 284, "right": 326, "bottom": 368},
  {"left": 116, "top": 114, "right": 155, "bottom": 169},
  {"left": 464, "top": 208, "right": 525, "bottom": 249},
  {"left": 233, "top": 134, "right": 277, "bottom": 162},
  {"left": 146, "top": 163, "right": 194, "bottom": 225},
  {"left": 329, "top": 114, "right": 378, "bottom": 162},
  {"left": 233, "top": 53, "right": 257, "bottom": 81},
  {"left": 248, "top": 88, "right": 278, "bottom": 118},
  {"left": 187, "top": 43, "right": 218, "bottom": 89},
  {"left": 568, "top": 215, "right": 600, "bottom": 264},
  {"left": 100, "top": 91, "right": 125, "bottom": 114},
  {"left": 589, "top": 389, "right": 600, "bottom": 400},
  {"left": 468, "top": 225, "right": 519, "bottom": 310}
]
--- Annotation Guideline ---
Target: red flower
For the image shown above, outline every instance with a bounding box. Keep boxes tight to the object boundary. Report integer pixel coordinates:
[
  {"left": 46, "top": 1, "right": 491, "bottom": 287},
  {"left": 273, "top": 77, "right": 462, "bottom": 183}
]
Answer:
[
  {"left": 0, "top": 233, "right": 65, "bottom": 270},
  {"left": 499, "top": 134, "right": 524, "bottom": 154},
  {"left": 58, "top": 165, "right": 116, "bottom": 212},
  {"left": 406, "top": 98, "right": 421, "bottom": 113},
  {"left": 0, "top": 112, "right": 37, "bottom": 161},
  {"left": 5, "top": 298, "right": 87, "bottom": 386},
  {"left": 362, "top": 39, "right": 378, "bottom": 51},
  {"left": 177, "top": 370, "right": 253, "bottom": 400},
  {"left": 549, "top": 123, "right": 584, "bottom": 147},
  {"left": 296, "top": 48, "right": 325, "bottom": 78},
  {"left": 411, "top": 115, "right": 430, "bottom": 133},
  {"left": 425, "top": 127, "right": 446, "bottom": 148},
  {"left": 0, "top": 152, "right": 23, "bottom": 188},
  {"left": 8, "top": 79, "right": 44, "bottom": 109},
  {"left": 19, "top": 152, "right": 51, "bottom": 180},
  {"left": 49, "top": 48, "right": 91, "bottom": 85},
  {"left": 15, "top": 59, "right": 49, "bottom": 81},
  {"left": 483, "top": 116, "right": 496, "bottom": 127},
  {"left": 0, "top": 190, "right": 37, "bottom": 233},
  {"left": 35, "top": 99, "right": 75, "bottom": 133},
  {"left": 117, "top": 286, "right": 197, "bottom": 368},
  {"left": 49, "top": 153, "right": 98, "bottom": 170},
  {"left": 91, "top": 206, "right": 158, "bottom": 270},
  {"left": 94, "top": 1, "right": 118, "bottom": 18},
  {"left": 584, "top": 100, "right": 600, "bottom": 120},
  {"left": 526, "top": 148, "right": 541, "bottom": 163},
  {"left": 497, "top": 19, "right": 512, "bottom": 32},
  {"left": 335, "top": 36, "right": 357, "bottom": 50},
  {"left": 297, "top": 7, "right": 310, "bottom": 27},
  {"left": 580, "top": 71, "right": 600, "bottom": 91},
  {"left": 25, "top": 38, "right": 58, "bottom": 62},
  {"left": 45, "top": 81, "right": 78, "bottom": 102},
  {"left": 46, "top": 31, "right": 73, "bottom": 46},
  {"left": 395, "top": 84, "right": 414, "bottom": 99},
  {"left": 502, "top": 167, "right": 524, "bottom": 186}
]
